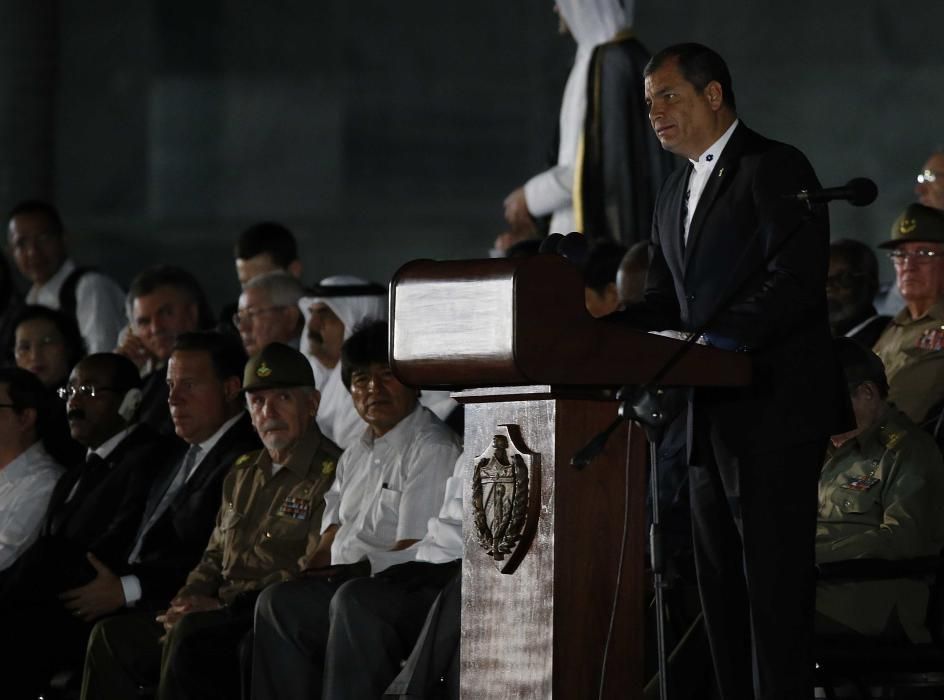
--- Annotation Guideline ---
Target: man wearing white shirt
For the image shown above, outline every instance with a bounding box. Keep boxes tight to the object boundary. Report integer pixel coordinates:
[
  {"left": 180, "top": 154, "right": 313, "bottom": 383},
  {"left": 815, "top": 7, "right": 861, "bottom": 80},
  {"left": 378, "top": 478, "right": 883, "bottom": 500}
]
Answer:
[
  {"left": 7, "top": 200, "right": 126, "bottom": 353},
  {"left": 0, "top": 367, "right": 65, "bottom": 572},
  {"left": 252, "top": 320, "right": 460, "bottom": 700},
  {"left": 322, "top": 450, "right": 465, "bottom": 699}
]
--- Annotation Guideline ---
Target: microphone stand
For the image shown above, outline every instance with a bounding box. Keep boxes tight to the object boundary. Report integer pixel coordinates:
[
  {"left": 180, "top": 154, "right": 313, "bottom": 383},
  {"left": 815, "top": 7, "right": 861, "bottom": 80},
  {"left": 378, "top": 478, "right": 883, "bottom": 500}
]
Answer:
[{"left": 573, "top": 203, "right": 819, "bottom": 700}]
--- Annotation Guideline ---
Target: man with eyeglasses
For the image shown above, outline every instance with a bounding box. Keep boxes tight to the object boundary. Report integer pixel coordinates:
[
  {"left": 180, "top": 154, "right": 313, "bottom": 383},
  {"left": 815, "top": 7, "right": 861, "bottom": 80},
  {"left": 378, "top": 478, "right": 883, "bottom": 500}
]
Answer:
[
  {"left": 0, "top": 352, "right": 170, "bottom": 700},
  {"left": 0, "top": 367, "right": 65, "bottom": 573},
  {"left": 916, "top": 152, "right": 944, "bottom": 211},
  {"left": 235, "top": 270, "right": 305, "bottom": 357},
  {"left": 874, "top": 203, "right": 944, "bottom": 424}
]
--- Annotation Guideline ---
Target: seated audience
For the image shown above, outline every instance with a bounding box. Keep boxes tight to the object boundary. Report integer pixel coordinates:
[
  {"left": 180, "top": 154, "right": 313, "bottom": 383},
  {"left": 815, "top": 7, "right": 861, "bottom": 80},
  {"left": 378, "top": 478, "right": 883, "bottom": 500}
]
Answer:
[
  {"left": 117, "top": 265, "right": 214, "bottom": 437},
  {"left": 874, "top": 203, "right": 944, "bottom": 424},
  {"left": 817, "top": 338, "right": 944, "bottom": 642},
  {"left": 299, "top": 275, "right": 386, "bottom": 448},
  {"left": 916, "top": 150, "right": 944, "bottom": 212},
  {"left": 13, "top": 305, "right": 86, "bottom": 463},
  {"left": 583, "top": 239, "right": 627, "bottom": 317},
  {"left": 80, "top": 342, "right": 340, "bottom": 700},
  {"left": 323, "top": 450, "right": 465, "bottom": 699},
  {"left": 7, "top": 200, "right": 125, "bottom": 353},
  {"left": 0, "top": 367, "right": 65, "bottom": 572},
  {"left": 1, "top": 353, "right": 169, "bottom": 699},
  {"left": 827, "top": 239, "right": 890, "bottom": 346},
  {"left": 235, "top": 270, "right": 305, "bottom": 356},
  {"left": 0, "top": 248, "right": 23, "bottom": 362},
  {"left": 252, "top": 320, "right": 461, "bottom": 700}
]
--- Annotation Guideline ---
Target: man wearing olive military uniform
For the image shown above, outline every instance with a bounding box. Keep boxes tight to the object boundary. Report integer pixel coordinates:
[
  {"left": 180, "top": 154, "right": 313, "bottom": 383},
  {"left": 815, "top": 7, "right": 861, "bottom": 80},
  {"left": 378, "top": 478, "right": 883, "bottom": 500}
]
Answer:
[
  {"left": 816, "top": 338, "right": 944, "bottom": 642},
  {"left": 874, "top": 203, "right": 944, "bottom": 425},
  {"left": 80, "top": 343, "right": 342, "bottom": 700}
]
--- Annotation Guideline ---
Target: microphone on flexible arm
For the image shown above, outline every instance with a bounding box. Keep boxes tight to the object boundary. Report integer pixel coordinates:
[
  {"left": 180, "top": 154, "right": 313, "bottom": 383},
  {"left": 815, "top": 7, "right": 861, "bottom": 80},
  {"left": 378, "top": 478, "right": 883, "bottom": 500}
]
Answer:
[{"left": 791, "top": 177, "right": 878, "bottom": 206}]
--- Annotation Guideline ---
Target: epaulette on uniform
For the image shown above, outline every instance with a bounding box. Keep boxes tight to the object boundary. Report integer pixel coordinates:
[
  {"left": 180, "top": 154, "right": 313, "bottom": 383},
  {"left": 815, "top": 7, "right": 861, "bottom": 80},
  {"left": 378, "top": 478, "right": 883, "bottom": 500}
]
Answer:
[
  {"left": 234, "top": 449, "right": 263, "bottom": 469},
  {"left": 878, "top": 424, "right": 906, "bottom": 452}
]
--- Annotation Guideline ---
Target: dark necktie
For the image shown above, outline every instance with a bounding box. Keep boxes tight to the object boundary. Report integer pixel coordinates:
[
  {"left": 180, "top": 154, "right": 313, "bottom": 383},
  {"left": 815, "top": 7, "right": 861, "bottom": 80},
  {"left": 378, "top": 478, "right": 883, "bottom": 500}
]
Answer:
[
  {"left": 127, "top": 444, "right": 201, "bottom": 563},
  {"left": 49, "top": 453, "right": 109, "bottom": 535}
]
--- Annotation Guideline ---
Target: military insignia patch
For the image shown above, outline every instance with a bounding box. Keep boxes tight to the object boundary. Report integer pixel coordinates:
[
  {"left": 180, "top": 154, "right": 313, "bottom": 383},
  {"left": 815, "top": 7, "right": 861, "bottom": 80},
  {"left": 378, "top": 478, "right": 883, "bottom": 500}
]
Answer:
[
  {"left": 841, "top": 475, "right": 880, "bottom": 491},
  {"left": 321, "top": 460, "right": 335, "bottom": 475},
  {"left": 235, "top": 453, "right": 252, "bottom": 466},
  {"left": 256, "top": 362, "right": 273, "bottom": 378},
  {"left": 899, "top": 217, "right": 918, "bottom": 235},
  {"left": 277, "top": 496, "right": 310, "bottom": 520},
  {"left": 916, "top": 328, "right": 944, "bottom": 351}
]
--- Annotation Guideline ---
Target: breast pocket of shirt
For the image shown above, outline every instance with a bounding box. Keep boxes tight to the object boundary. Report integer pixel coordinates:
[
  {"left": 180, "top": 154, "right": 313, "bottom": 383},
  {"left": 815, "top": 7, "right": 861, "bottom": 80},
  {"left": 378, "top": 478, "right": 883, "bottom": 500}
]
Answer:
[
  {"left": 367, "top": 486, "right": 402, "bottom": 543},
  {"left": 830, "top": 486, "right": 881, "bottom": 518}
]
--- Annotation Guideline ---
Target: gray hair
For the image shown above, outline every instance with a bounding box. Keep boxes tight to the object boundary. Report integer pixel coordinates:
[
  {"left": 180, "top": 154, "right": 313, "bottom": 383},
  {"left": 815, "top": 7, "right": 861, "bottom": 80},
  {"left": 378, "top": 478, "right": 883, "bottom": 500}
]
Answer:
[{"left": 243, "top": 270, "right": 305, "bottom": 307}]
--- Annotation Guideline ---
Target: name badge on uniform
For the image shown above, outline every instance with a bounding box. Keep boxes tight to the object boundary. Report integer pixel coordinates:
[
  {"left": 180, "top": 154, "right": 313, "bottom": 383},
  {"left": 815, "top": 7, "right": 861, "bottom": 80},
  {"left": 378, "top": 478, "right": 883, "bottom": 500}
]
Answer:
[
  {"left": 277, "top": 496, "right": 310, "bottom": 520},
  {"left": 840, "top": 475, "right": 879, "bottom": 492},
  {"left": 917, "top": 327, "right": 944, "bottom": 351}
]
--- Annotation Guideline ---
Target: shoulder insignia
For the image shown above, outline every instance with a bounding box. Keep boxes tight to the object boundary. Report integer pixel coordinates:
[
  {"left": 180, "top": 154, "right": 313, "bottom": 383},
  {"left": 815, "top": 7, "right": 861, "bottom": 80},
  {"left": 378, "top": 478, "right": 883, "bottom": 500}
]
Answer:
[
  {"left": 235, "top": 453, "right": 253, "bottom": 466},
  {"left": 879, "top": 425, "right": 905, "bottom": 451},
  {"left": 256, "top": 362, "right": 272, "bottom": 378},
  {"left": 321, "top": 459, "right": 335, "bottom": 475}
]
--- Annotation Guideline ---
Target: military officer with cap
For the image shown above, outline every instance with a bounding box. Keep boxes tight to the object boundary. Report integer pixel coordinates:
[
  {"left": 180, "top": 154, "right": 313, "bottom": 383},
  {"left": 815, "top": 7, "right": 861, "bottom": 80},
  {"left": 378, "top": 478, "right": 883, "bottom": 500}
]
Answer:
[
  {"left": 80, "top": 342, "right": 342, "bottom": 700},
  {"left": 817, "top": 337, "right": 944, "bottom": 642},
  {"left": 874, "top": 202, "right": 944, "bottom": 424}
]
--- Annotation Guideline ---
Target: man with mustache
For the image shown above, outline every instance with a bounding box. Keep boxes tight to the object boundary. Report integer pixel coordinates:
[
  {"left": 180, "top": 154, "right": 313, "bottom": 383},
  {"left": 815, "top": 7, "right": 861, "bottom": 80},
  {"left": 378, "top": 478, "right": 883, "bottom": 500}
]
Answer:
[
  {"left": 80, "top": 342, "right": 340, "bottom": 700},
  {"left": 0, "top": 353, "right": 168, "bottom": 699},
  {"left": 826, "top": 239, "right": 890, "bottom": 347},
  {"left": 252, "top": 320, "right": 460, "bottom": 700},
  {"left": 298, "top": 276, "right": 386, "bottom": 448},
  {"left": 117, "top": 266, "right": 215, "bottom": 438},
  {"left": 873, "top": 204, "right": 944, "bottom": 425}
]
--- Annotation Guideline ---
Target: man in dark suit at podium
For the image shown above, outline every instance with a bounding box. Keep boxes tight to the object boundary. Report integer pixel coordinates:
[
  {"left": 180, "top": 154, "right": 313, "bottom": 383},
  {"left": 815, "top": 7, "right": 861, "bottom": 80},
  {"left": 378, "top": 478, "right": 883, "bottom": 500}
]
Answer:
[{"left": 622, "top": 43, "right": 849, "bottom": 699}]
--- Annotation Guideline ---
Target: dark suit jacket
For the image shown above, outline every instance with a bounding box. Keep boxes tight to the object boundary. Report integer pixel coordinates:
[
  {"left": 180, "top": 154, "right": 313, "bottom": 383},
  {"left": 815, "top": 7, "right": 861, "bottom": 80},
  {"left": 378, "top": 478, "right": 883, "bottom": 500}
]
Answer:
[
  {"left": 122, "top": 412, "right": 261, "bottom": 608},
  {"left": 0, "top": 423, "right": 169, "bottom": 601},
  {"left": 138, "top": 366, "right": 177, "bottom": 438},
  {"left": 623, "top": 122, "right": 852, "bottom": 455}
]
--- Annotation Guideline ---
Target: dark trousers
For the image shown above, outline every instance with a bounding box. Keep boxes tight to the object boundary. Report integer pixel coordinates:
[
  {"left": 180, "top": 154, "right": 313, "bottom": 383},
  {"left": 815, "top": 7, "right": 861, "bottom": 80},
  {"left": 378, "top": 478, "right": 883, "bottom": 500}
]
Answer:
[
  {"left": 324, "top": 561, "right": 459, "bottom": 700},
  {"left": 689, "top": 427, "right": 824, "bottom": 700},
  {"left": 81, "top": 605, "right": 253, "bottom": 700}
]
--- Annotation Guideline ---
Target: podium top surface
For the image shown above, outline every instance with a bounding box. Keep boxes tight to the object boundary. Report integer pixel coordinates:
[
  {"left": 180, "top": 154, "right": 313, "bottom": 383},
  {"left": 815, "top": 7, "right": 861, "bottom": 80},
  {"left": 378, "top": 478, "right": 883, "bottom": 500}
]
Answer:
[{"left": 389, "top": 254, "right": 750, "bottom": 389}]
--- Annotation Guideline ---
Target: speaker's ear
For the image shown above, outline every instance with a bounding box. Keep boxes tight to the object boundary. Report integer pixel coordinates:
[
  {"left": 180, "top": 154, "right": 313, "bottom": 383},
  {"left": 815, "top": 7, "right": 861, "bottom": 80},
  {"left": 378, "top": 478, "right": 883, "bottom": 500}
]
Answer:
[{"left": 117, "top": 388, "right": 143, "bottom": 422}]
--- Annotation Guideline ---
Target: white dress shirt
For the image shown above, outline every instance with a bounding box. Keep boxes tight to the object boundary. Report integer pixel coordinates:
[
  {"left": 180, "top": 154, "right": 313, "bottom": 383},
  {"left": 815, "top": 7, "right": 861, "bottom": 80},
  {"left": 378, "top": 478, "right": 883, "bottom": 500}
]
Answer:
[
  {"left": 0, "top": 443, "right": 65, "bottom": 571},
  {"left": 683, "top": 119, "right": 739, "bottom": 244},
  {"left": 26, "top": 258, "right": 127, "bottom": 353},
  {"left": 367, "top": 449, "right": 466, "bottom": 574},
  {"left": 322, "top": 405, "right": 461, "bottom": 566}
]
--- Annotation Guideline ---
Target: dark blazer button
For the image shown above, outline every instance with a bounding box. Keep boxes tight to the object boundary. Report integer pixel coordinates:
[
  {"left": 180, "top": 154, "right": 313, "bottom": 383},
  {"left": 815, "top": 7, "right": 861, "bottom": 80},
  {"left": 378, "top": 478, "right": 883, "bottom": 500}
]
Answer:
[{"left": 686, "top": 294, "right": 696, "bottom": 302}]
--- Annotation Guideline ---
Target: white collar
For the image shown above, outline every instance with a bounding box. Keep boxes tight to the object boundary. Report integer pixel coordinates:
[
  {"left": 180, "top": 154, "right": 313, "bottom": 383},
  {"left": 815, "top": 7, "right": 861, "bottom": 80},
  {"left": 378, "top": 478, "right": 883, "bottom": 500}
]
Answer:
[
  {"left": 89, "top": 424, "right": 137, "bottom": 461},
  {"left": 689, "top": 119, "right": 739, "bottom": 172},
  {"left": 195, "top": 412, "right": 243, "bottom": 455}
]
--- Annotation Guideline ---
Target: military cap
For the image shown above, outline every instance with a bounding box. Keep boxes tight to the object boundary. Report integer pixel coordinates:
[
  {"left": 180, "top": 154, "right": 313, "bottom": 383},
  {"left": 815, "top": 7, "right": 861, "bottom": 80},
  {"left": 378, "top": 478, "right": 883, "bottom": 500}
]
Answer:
[
  {"left": 878, "top": 203, "right": 944, "bottom": 249},
  {"left": 833, "top": 337, "right": 888, "bottom": 395},
  {"left": 243, "top": 342, "right": 314, "bottom": 392}
]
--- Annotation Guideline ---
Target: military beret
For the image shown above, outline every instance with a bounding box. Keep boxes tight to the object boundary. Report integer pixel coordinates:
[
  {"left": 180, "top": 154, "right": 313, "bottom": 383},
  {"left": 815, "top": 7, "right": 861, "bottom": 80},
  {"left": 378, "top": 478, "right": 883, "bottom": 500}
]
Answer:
[
  {"left": 243, "top": 342, "right": 314, "bottom": 392},
  {"left": 878, "top": 202, "right": 944, "bottom": 249}
]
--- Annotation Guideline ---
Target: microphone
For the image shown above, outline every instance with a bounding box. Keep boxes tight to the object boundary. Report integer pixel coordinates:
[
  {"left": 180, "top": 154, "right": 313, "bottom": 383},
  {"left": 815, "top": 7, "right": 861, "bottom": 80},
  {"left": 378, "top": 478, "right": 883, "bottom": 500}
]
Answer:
[{"left": 792, "top": 177, "right": 878, "bottom": 207}]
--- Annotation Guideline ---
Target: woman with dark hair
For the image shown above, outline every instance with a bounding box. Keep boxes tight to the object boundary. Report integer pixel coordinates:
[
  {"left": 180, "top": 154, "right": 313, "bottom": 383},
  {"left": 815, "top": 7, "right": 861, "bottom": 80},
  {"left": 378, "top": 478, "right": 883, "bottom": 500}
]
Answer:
[
  {"left": 0, "top": 250, "right": 24, "bottom": 363},
  {"left": 12, "top": 306, "right": 86, "bottom": 464}
]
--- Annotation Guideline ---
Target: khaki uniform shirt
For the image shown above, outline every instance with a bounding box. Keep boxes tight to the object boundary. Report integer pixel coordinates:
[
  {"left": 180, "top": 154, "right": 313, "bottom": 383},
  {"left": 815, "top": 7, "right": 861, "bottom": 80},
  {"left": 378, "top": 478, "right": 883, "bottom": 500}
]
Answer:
[
  {"left": 873, "top": 300, "right": 944, "bottom": 423},
  {"left": 178, "top": 427, "right": 341, "bottom": 605},
  {"left": 816, "top": 404, "right": 944, "bottom": 641}
]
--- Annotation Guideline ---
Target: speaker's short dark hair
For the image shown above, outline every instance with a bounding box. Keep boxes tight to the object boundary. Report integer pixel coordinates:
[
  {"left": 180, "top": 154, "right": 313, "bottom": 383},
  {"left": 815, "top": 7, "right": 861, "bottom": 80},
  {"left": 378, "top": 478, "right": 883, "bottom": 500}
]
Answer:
[
  {"left": 127, "top": 265, "right": 215, "bottom": 329},
  {"left": 173, "top": 331, "right": 248, "bottom": 384},
  {"left": 234, "top": 222, "right": 298, "bottom": 268},
  {"left": 829, "top": 239, "right": 880, "bottom": 301},
  {"left": 7, "top": 200, "right": 64, "bottom": 237},
  {"left": 340, "top": 320, "right": 389, "bottom": 390},
  {"left": 13, "top": 305, "right": 87, "bottom": 372},
  {"left": 645, "top": 42, "right": 737, "bottom": 111},
  {"left": 834, "top": 337, "right": 888, "bottom": 399}
]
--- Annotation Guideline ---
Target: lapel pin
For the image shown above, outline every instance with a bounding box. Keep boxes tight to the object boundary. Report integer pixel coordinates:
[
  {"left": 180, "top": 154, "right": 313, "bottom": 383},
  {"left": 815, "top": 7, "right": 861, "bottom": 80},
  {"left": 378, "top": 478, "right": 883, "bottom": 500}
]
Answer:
[{"left": 718, "top": 167, "right": 725, "bottom": 177}]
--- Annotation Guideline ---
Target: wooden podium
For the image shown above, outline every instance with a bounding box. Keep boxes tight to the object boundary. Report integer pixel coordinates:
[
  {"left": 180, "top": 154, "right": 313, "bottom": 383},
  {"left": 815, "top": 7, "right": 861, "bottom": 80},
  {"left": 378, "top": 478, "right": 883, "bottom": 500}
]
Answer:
[{"left": 390, "top": 255, "right": 749, "bottom": 699}]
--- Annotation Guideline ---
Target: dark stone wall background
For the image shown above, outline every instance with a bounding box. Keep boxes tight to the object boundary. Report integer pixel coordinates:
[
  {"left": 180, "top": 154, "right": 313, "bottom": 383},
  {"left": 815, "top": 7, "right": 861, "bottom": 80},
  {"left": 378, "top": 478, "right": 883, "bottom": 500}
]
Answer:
[{"left": 2, "top": 1, "right": 941, "bottom": 310}]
